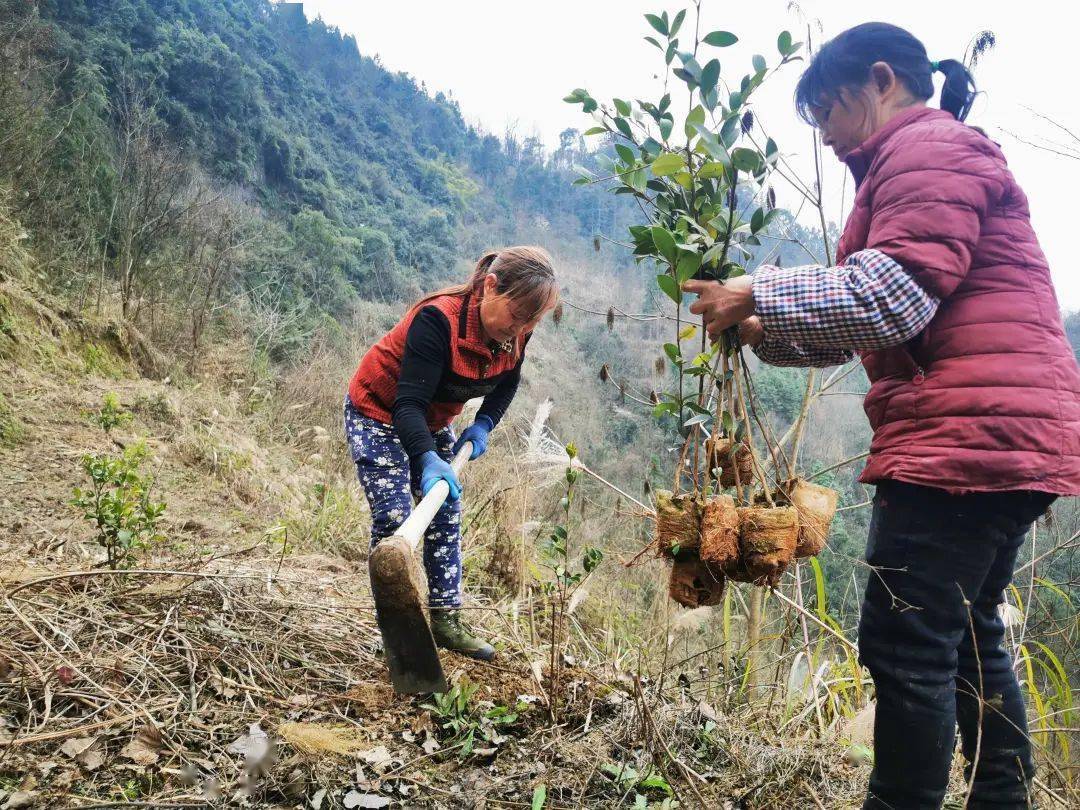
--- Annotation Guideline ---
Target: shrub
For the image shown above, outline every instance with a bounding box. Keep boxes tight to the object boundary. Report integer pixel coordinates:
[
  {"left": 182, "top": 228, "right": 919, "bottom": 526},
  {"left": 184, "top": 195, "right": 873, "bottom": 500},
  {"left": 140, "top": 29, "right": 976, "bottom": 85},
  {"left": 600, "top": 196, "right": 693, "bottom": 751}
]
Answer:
[
  {"left": 71, "top": 442, "right": 166, "bottom": 569},
  {"left": 90, "top": 392, "right": 133, "bottom": 433}
]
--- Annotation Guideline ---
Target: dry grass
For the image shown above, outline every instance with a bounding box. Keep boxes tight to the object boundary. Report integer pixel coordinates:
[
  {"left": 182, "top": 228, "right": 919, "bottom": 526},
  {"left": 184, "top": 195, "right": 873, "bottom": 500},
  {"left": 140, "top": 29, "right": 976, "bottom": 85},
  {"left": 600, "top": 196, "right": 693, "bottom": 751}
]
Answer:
[
  {"left": 276, "top": 723, "right": 368, "bottom": 758},
  {"left": 0, "top": 240, "right": 1074, "bottom": 808}
]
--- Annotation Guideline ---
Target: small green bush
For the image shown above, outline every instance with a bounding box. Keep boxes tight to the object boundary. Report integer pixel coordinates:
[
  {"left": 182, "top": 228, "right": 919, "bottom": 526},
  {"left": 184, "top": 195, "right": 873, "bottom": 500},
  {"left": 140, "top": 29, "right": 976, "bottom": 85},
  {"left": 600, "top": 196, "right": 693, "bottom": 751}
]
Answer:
[
  {"left": 90, "top": 392, "right": 132, "bottom": 433},
  {"left": 71, "top": 442, "right": 166, "bottom": 569}
]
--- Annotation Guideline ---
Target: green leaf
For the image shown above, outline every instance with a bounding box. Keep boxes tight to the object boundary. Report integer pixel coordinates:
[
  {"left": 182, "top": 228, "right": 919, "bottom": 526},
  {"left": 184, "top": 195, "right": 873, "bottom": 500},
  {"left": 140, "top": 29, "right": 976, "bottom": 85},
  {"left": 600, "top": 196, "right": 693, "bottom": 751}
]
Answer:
[
  {"left": 700, "top": 59, "right": 721, "bottom": 96},
  {"left": 651, "top": 226, "right": 677, "bottom": 261},
  {"left": 571, "top": 177, "right": 590, "bottom": 186},
  {"left": 731, "top": 147, "right": 761, "bottom": 173},
  {"left": 752, "top": 54, "right": 767, "bottom": 74},
  {"left": 721, "top": 410, "right": 735, "bottom": 436},
  {"left": 614, "top": 98, "right": 631, "bottom": 117},
  {"left": 676, "top": 252, "right": 702, "bottom": 283},
  {"left": 750, "top": 207, "right": 765, "bottom": 233},
  {"left": 665, "top": 39, "right": 678, "bottom": 65},
  {"left": 692, "top": 124, "right": 731, "bottom": 163},
  {"left": 652, "top": 400, "right": 678, "bottom": 419},
  {"left": 673, "top": 68, "right": 696, "bottom": 88},
  {"left": 669, "top": 9, "right": 686, "bottom": 37},
  {"left": 615, "top": 143, "right": 636, "bottom": 165},
  {"left": 703, "top": 31, "right": 738, "bottom": 47},
  {"left": 582, "top": 97, "right": 598, "bottom": 113},
  {"left": 678, "top": 53, "right": 703, "bottom": 77},
  {"left": 638, "top": 775, "right": 674, "bottom": 796},
  {"left": 583, "top": 126, "right": 607, "bottom": 136},
  {"left": 531, "top": 784, "right": 547, "bottom": 810},
  {"left": 615, "top": 117, "right": 633, "bottom": 139},
  {"left": 683, "top": 105, "right": 706, "bottom": 139},
  {"left": 720, "top": 113, "right": 740, "bottom": 147},
  {"left": 645, "top": 13, "right": 668, "bottom": 36},
  {"left": 658, "top": 116, "right": 674, "bottom": 141},
  {"left": 656, "top": 274, "right": 681, "bottom": 303},
  {"left": 777, "top": 30, "right": 793, "bottom": 55},
  {"left": 650, "top": 152, "right": 685, "bottom": 176},
  {"left": 663, "top": 342, "right": 681, "bottom": 364},
  {"left": 644, "top": 36, "right": 663, "bottom": 50},
  {"left": 627, "top": 168, "right": 648, "bottom": 193},
  {"left": 698, "top": 160, "right": 727, "bottom": 179}
]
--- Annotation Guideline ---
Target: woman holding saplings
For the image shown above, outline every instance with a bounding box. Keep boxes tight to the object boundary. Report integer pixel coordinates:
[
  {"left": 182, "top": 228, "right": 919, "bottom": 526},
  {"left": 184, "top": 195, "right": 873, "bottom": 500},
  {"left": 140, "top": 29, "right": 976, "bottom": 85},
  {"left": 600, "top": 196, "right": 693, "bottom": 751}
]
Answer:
[
  {"left": 684, "top": 22, "right": 1080, "bottom": 810},
  {"left": 345, "top": 247, "right": 558, "bottom": 661}
]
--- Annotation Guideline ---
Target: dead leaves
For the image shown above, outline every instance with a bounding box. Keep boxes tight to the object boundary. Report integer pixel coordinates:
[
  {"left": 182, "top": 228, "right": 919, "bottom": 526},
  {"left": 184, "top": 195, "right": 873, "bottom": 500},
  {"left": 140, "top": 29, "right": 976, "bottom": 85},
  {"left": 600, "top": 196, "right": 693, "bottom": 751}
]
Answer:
[
  {"left": 58, "top": 736, "right": 104, "bottom": 771},
  {"left": 343, "top": 791, "right": 391, "bottom": 809},
  {"left": 119, "top": 724, "right": 162, "bottom": 766}
]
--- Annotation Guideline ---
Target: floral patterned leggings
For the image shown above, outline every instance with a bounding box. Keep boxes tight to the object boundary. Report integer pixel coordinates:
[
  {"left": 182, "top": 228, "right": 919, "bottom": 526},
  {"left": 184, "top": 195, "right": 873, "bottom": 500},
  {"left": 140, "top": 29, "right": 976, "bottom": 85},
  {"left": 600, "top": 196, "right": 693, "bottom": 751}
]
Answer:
[{"left": 344, "top": 399, "right": 462, "bottom": 609}]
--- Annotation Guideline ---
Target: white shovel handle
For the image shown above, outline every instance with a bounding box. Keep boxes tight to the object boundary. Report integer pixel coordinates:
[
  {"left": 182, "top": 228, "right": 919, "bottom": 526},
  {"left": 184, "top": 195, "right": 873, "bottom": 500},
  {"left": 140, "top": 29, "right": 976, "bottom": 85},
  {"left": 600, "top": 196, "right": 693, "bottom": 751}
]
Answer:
[{"left": 394, "top": 442, "right": 473, "bottom": 552}]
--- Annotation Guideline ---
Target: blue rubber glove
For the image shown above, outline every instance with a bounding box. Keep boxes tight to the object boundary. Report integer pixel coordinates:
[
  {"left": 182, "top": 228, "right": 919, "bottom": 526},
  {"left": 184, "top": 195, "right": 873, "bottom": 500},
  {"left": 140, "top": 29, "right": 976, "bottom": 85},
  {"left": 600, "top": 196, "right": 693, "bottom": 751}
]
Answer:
[
  {"left": 452, "top": 414, "right": 494, "bottom": 460},
  {"left": 417, "top": 450, "right": 462, "bottom": 501}
]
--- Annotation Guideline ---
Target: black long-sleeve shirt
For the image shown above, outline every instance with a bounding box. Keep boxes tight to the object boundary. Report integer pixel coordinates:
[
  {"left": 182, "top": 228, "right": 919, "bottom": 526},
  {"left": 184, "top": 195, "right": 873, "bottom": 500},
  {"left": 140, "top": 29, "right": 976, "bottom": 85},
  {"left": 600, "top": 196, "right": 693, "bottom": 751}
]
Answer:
[{"left": 392, "top": 306, "right": 525, "bottom": 459}]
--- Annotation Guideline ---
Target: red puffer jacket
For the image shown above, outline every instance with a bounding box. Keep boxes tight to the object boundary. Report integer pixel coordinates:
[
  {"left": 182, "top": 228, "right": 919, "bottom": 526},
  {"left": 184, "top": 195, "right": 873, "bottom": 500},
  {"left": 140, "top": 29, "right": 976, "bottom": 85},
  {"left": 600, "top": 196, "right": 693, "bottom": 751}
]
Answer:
[{"left": 837, "top": 107, "right": 1080, "bottom": 495}]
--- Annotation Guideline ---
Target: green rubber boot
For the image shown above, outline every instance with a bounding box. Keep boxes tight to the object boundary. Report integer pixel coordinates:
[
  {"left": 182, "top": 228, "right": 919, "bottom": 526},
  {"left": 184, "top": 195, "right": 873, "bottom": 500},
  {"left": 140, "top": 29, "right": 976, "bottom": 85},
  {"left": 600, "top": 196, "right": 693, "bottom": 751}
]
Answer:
[{"left": 430, "top": 609, "right": 495, "bottom": 661}]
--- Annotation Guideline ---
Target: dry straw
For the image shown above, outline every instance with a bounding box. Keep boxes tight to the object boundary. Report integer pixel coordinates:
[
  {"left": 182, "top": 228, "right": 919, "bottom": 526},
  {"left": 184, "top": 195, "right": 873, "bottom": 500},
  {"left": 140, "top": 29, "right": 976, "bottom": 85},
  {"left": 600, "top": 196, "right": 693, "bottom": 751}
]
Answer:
[
  {"left": 668, "top": 557, "right": 726, "bottom": 608},
  {"left": 736, "top": 505, "right": 800, "bottom": 585},
  {"left": 787, "top": 479, "right": 839, "bottom": 558},
  {"left": 654, "top": 490, "right": 703, "bottom": 557},
  {"left": 700, "top": 494, "right": 739, "bottom": 567},
  {"left": 706, "top": 436, "right": 753, "bottom": 489}
]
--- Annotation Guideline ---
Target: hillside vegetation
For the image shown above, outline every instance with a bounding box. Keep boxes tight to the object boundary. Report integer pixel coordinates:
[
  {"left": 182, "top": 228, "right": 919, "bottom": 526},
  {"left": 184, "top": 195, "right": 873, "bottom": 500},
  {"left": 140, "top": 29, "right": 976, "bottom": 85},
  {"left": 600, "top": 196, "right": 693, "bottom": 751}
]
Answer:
[{"left": 0, "top": 2, "right": 1076, "bottom": 808}]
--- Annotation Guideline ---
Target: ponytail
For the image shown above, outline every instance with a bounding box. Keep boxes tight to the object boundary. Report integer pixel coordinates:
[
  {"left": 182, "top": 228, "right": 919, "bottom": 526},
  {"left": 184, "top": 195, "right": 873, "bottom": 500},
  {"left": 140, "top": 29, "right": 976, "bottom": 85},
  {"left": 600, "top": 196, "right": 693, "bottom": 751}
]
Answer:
[{"left": 934, "top": 58, "right": 976, "bottom": 121}]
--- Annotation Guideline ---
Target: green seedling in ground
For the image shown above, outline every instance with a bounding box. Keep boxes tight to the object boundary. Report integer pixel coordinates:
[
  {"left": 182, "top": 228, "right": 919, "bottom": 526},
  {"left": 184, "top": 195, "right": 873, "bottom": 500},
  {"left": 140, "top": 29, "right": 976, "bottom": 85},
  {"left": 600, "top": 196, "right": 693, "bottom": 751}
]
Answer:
[
  {"left": 71, "top": 441, "right": 166, "bottom": 569},
  {"left": 90, "top": 392, "right": 132, "bottom": 433}
]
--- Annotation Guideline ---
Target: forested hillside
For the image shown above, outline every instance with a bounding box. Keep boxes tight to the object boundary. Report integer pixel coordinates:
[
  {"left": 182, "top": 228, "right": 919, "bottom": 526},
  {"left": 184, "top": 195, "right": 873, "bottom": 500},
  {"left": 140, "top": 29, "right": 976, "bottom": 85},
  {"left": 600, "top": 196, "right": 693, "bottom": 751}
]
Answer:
[
  {"left": 0, "top": 2, "right": 1076, "bottom": 808},
  {"left": 12, "top": 0, "right": 641, "bottom": 336}
]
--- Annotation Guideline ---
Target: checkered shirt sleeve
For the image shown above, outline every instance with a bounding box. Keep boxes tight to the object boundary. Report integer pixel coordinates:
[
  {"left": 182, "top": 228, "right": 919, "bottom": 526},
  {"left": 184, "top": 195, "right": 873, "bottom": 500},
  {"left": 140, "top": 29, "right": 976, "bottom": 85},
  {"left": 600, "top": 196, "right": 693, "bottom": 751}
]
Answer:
[{"left": 750, "top": 248, "right": 940, "bottom": 367}]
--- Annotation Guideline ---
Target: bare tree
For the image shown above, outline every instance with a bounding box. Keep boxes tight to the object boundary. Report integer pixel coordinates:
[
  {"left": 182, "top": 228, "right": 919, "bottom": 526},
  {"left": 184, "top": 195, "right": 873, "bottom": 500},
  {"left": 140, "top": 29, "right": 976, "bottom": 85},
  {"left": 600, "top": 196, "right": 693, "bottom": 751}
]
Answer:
[
  {"left": 182, "top": 192, "right": 256, "bottom": 370},
  {"left": 102, "top": 74, "right": 205, "bottom": 319}
]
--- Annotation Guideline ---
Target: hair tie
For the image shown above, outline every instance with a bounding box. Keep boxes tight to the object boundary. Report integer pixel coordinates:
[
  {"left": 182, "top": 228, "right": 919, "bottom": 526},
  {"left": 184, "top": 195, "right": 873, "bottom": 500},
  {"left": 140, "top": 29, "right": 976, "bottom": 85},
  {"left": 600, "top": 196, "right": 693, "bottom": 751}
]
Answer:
[{"left": 929, "top": 60, "right": 941, "bottom": 73}]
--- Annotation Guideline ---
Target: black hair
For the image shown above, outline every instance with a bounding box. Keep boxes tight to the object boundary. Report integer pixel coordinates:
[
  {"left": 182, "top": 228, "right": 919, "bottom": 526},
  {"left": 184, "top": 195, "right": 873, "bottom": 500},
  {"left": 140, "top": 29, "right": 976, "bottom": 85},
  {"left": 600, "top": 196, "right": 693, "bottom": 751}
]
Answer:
[{"left": 795, "top": 22, "right": 977, "bottom": 125}]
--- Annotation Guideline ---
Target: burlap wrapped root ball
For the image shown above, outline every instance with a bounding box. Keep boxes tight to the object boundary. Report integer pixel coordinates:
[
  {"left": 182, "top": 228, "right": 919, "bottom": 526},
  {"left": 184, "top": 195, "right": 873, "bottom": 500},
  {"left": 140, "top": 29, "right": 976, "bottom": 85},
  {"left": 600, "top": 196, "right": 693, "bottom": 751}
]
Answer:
[
  {"left": 788, "top": 479, "right": 839, "bottom": 558},
  {"left": 668, "top": 556, "right": 726, "bottom": 608},
  {"left": 706, "top": 436, "right": 754, "bottom": 488},
  {"left": 735, "top": 506, "right": 800, "bottom": 585},
  {"left": 700, "top": 494, "right": 739, "bottom": 568},
  {"left": 654, "top": 490, "right": 703, "bottom": 558}
]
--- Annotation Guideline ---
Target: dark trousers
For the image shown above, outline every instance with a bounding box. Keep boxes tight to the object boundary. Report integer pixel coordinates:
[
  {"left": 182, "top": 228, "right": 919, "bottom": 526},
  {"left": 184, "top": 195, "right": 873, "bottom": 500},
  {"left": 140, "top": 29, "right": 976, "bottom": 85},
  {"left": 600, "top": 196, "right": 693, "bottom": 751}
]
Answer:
[{"left": 858, "top": 481, "right": 1054, "bottom": 810}]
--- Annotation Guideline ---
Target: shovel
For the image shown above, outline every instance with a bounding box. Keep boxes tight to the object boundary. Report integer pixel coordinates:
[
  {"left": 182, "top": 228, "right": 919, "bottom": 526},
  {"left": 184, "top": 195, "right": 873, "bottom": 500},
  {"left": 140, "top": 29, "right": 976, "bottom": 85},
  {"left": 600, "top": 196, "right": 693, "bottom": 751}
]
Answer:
[{"left": 369, "top": 441, "right": 473, "bottom": 694}]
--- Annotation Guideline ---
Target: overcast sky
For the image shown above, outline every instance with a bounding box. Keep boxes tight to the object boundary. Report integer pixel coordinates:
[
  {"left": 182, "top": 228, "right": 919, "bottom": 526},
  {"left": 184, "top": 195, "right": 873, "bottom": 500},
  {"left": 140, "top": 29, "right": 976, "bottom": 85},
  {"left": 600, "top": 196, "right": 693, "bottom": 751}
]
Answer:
[{"left": 300, "top": 0, "right": 1079, "bottom": 310}]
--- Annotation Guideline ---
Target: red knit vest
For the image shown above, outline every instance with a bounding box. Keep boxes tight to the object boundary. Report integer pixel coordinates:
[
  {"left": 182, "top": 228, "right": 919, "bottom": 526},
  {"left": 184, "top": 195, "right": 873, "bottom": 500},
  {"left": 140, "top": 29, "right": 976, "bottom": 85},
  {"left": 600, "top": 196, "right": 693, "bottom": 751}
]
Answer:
[{"left": 348, "top": 293, "right": 524, "bottom": 430}]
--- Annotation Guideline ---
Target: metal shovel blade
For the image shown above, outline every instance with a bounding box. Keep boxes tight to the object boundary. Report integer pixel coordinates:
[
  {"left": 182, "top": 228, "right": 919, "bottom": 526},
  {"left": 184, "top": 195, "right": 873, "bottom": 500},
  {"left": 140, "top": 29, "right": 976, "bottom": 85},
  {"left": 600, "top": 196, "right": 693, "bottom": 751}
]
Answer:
[{"left": 369, "top": 535, "right": 448, "bottom": 694}]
